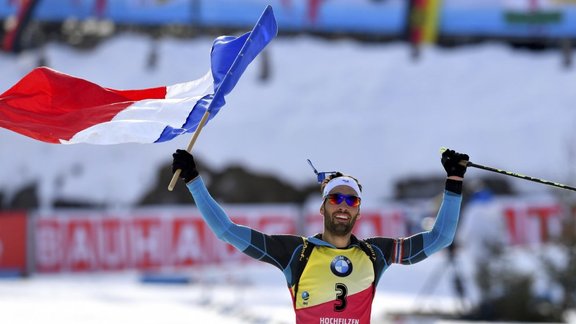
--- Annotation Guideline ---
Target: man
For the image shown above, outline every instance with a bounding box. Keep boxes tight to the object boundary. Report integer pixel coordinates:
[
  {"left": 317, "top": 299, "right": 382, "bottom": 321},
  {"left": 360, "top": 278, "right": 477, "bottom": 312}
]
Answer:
[{"left": 172, "top": 148, "right": 468, "bottom": 323}]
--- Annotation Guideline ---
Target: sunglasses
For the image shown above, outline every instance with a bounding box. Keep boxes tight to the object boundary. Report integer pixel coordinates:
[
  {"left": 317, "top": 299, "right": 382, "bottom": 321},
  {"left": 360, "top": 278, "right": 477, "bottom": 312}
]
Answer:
[{"left": 326, "top": 193, "right": 361, "bottom": 207}]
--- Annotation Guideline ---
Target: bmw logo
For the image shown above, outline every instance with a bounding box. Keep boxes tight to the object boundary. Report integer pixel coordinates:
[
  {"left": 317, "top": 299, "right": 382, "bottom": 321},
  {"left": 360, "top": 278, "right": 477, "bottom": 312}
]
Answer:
[{"left": 330, "top": 255, "right": 353, "bottom": 277}]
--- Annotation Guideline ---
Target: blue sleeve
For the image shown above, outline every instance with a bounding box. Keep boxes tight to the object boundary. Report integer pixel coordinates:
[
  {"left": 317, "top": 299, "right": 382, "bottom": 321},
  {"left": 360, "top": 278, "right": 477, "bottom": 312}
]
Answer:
[
  {"left": 420, "top": 190, "right": 462, "bottom": 255},
  {"left": 185, "top": 176, "right": 304, "bottom": 278},
  {"left": 393, "top": 190, "right": 462, "bottom": 264},
  {"left": 186, "top": 176, "right": 253, "bottom": 251}
]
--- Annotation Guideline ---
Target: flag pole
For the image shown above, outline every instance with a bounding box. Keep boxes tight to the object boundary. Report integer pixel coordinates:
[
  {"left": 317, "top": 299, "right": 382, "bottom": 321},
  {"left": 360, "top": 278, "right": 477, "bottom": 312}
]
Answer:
[{"left": 167, "top": 109, "right": 210, "bottom": 191}]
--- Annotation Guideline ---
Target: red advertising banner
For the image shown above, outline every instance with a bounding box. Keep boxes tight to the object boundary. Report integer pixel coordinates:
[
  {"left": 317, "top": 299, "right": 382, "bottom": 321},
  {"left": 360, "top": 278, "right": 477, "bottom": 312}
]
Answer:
[
  {"left": 0, "top": 211, "right": 27, "bottom": 273},
  {"left": 504, "top": 203, "right": 562, "bottom": 245},
  {"left": 31, "top": 199, "right": 566, "bottom": 273},
  {"left": 33, "top": 207, "right": 303, "bottom": 273}
]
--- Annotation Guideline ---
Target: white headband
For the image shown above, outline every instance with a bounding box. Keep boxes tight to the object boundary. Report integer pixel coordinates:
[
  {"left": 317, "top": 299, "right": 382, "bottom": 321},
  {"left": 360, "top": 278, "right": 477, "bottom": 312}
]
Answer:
[{"left": 322, "top": 176, "right": 362, "bottom": 199}]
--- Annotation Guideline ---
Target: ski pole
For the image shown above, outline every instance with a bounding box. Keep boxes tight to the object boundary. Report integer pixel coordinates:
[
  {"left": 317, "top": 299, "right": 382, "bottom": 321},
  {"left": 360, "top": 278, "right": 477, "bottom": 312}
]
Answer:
[
  {"left": 466, "top": 161, "right": 576, "bottom": 192},
  {"left": 440, "top": 147, "right": 576, "bottom": 192}
]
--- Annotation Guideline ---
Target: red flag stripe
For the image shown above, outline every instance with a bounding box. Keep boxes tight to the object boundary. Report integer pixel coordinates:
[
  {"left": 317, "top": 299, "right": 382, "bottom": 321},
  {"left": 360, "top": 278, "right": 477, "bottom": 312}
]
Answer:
[{"left": 0, "top": 67, "right": 166, "bottom": 143}]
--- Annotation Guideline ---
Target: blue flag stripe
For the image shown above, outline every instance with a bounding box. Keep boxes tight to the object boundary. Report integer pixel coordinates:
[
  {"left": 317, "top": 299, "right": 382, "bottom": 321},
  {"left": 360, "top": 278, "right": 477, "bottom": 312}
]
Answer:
[{"left": 155, "top": 5, "right": 278, "bottom": 143}]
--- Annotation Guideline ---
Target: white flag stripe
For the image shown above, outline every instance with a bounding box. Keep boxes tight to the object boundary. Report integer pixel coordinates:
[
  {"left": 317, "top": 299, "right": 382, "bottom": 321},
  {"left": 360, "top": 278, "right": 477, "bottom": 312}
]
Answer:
[{"left": 62, "top": 71, "right": 215, "bottom": 144}]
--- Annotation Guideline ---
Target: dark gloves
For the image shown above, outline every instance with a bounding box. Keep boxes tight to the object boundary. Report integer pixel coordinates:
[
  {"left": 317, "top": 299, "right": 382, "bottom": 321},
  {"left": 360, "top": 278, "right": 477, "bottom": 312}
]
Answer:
[
  {"left": 441, "top": 149, "right": 469, "bottom": 178},
  {"left": 172, "top": 149, "right": 199, "bottom": 183}
]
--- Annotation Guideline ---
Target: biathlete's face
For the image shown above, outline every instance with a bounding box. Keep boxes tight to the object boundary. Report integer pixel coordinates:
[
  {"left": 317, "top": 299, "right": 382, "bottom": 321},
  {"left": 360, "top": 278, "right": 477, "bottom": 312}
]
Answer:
[{"left": 320, "top": 185, "right": 361, "bottom": 237}]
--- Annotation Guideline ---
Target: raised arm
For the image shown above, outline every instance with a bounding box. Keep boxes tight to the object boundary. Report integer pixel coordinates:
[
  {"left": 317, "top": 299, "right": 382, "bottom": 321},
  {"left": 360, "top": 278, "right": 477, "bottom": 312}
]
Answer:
[
  {"left": 187, "top": 176, "right": 254, "bottom": 249},
  {"left": 372, "top": 149, "right": 469, "bottom": 265},
  {"left": 171, "top": 150, "right": 304, "bottom": 276},
  {"left": 394, "top": 180, "right": 462, "bottom": 264},
  {"left": 171, "top": 149, "right": 251, "bottom": 248}
]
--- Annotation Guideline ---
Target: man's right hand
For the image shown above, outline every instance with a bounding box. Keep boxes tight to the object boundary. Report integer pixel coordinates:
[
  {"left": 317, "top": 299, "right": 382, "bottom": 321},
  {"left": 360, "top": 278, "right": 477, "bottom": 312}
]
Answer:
[{"left": 172, "top": 149, "right": 199, "bottom": 183}]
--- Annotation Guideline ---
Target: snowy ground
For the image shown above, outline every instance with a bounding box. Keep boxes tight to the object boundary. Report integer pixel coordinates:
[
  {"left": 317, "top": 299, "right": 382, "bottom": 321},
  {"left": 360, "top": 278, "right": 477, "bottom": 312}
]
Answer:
[
  {"left": 3, "top": 246, "right": 575, "bottom": 323},
  {"left": 0, "top": 253, "right": 467, "bottom": 324}
]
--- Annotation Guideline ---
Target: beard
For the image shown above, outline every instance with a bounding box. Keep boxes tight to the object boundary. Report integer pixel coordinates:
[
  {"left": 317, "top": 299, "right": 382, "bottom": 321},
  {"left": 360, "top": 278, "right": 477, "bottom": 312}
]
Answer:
[{"left": 324, "top": 210, "right": 358, "bottom": 236}]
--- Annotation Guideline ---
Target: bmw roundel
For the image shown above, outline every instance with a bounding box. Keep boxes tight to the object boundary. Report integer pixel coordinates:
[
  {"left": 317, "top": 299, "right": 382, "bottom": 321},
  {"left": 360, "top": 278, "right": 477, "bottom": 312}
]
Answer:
[{"left": 330, "top": 255, "right": 353, "bottom": 277}]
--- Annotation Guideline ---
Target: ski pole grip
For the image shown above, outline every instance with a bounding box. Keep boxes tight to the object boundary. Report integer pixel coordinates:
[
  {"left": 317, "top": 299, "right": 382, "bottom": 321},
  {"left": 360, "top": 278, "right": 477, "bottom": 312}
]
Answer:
[{"left": 440, "top": 147, "right": 470, "bottom": 167}]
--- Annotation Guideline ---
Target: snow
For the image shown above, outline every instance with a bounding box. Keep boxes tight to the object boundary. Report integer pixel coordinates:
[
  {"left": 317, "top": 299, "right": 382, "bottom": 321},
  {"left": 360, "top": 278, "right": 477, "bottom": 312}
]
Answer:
[
  {"left": 2, "top": 34, "right": 576, "bottom": 208},
  {"left": 0, "top": 257, "right": 463, "bottom": 324},
  {"left": 1, "top": 29, "right": 576, "bottom": 323}
]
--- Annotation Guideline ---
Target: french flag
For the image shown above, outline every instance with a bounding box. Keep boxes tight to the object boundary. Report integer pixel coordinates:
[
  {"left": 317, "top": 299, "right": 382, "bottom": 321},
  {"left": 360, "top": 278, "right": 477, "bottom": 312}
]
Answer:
[{"left": 0, "top": 6, "right": 277, "bottom": 145}]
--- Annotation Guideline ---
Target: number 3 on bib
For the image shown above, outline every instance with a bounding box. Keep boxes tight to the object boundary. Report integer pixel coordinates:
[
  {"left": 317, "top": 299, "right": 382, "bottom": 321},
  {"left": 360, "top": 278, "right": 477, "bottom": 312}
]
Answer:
[{"left": 334, "top": 283, "right": 348, "bottom": 312}]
